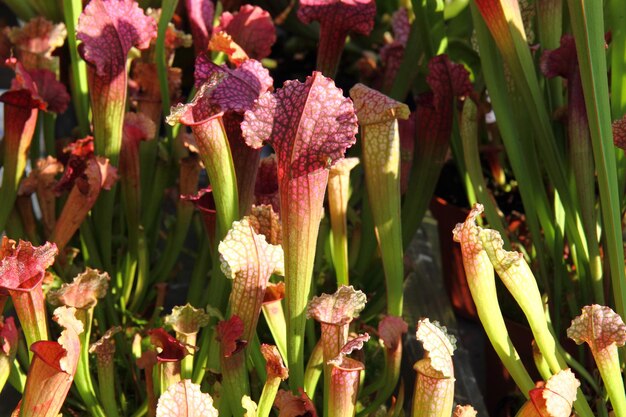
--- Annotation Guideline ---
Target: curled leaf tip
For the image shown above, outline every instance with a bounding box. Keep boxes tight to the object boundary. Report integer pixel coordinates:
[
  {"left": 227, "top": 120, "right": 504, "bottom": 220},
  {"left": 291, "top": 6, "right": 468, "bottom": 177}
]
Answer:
[
  {"left": 166, "top": 73, "right": 226, "bottom": 126},
  {"left": 478, "top": 227, "right": 522, "bottom": 269},
  {"left": 52, "top": 305, "right": 84, "bottom": 372},
  {"left": 48, "top": 267, "right": 109, "bottom": 309},
  {"left": 349, "top": 83, "right": 410, "bottom": 124},
  {"left": 148, "top": 328, "right": 192, "bottom": 362},
  {"left": 261, "top": 343, "right": 288, "bottom": 380},
  {"left": 164, "top": 304, "right": 211, "bottom": 336},
  {"left": 306, "top": 285, "right": 367, "bottom": 325},
  {"left": 216, "top": 5, "right": 276, "bottom": 60},
  {"left": 242, "top": 396, "right": 258, "bottom": 417},
  {"left": 0, "top": 240, "right": 57, "bottom": 291},
  {"left": 328, "top": 333, "right": 370, "bottom": 366},
  {"left": 219, "top": 216, "right": 284, "bottom": 281},
  {"left": 123, "top": 112, "right": 157, "bottom": 143},
  {"left": 242, "top": 71, "right": 358, "bottom": 178},
  {"left": 415, "top": 318, "right": 455, "bottom": 376},
  {"left": 193, "top": 57, "right": 273, "bottom": 112},
  {"left": 77, "top": 0, "right": 157, "bottom": 77},
  {"left": 156, "top": 379, "right": 218, "bottom": 417},
  {"left": 452, "top": 203, "right": 485, "bottom": 253},
  {"left": 275, "top": 388, "right": 318, "bottom": 417},
  {"left": 89, "top": 326, "right": 122, "bottom": 358},
  {"left": 526, "top": 369, "right": 580, "bottom": 417},
  {"left": 379, "top": 315, "right": 408, "bottom": 351},
  {"left": 567, "top": 305, "right": 626, "bottom": 351},
  {"left": 216, "top": 315, "right": 247, "bottom": 357}
]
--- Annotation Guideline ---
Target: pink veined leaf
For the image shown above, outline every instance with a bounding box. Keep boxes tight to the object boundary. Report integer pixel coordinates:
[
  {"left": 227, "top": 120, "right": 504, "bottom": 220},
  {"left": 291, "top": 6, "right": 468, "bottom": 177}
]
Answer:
[
  {"left": 184, "top": 0, "right": 215, "bottom": 55},
  {"left": 77, "top": 0, "right": 157, "bottom": 79},
  {"left": 0, "top": 240, "right": 57, "bottom": 292},
  {"left": 47, "top": 268, "right": 110, "bottom": 309},
  {"left": 423, "top": 54, "right": 472, "bottom": 111},
  {"left": 306, "top": 285, "right": 366, "bottom": 325},
  {"left": 193, "top": 57, "right": 273, "bottom": 112},
  {"left": 216, "top": 5, "right": 276, "bottom": 60},
  {"left": 350, "top": 82, "right": 410, "bottom": 125},
  {"left": 148, "top": 328, "right": 192, "bottom": 362},
  {"left": 526, "top": 369, "right": 580, "bottom": 417},
  {"left": 332, "top": 333, "right": 370, "bottom": 360},
  {"left": 156, "top": 379, "right": 218, "bottom": 417},
  {"left": 390, "top": 8, "right": 410, "bottom": 45},
  {"left": 415, "top": 318, "right": 456, "bottom": 377},
  {"left": 219, "top": 217, "right": 284, "bottom": 343},
  {"left": 379, "top": 316, "right": 408, "bottom": 351},
  {"left": 242, "top": 71, "right": 358, "bottom": 181},
  {"left": 261, "top": 344, "right": 288, "bottom": 380},
  {"left": 216, "top": 315, "right": 247, "bottom": 357},
  {"left": 567, "top": 304, "right": 626, "bottom": 352},
  {"left": 274, "top": 389, "right": 318, "bottom": 417}
]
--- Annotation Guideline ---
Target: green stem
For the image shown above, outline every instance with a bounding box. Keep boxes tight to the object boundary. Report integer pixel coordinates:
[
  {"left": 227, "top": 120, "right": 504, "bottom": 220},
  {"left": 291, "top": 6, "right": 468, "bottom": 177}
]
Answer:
[
  {"left": 63, "top": 0, "right": 90, "bottom": 137},
  {"left": 42, "top": 113, "right": 56, "bottom": 157},
  {"left": 257, "top": 375, "right": 281, "bottom": 417},
  {"left": 156, "top": 0, "right": 178, "bottom": 145},
  {"left": 74, "top": 309, "right": 107, "bottom": 417}
]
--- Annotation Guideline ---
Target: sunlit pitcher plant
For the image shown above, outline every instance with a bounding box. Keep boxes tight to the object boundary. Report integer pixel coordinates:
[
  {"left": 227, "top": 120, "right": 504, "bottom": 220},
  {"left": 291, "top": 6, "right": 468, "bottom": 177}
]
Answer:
[{"left": 0, "top": 0, "right": 626, "bottom": 416}]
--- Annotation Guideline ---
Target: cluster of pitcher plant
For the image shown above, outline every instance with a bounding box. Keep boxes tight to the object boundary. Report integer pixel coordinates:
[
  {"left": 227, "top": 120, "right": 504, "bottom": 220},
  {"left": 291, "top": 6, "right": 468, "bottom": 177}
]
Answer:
[{"left": 0, "top": 0, "right": 625, "bottom": 416}]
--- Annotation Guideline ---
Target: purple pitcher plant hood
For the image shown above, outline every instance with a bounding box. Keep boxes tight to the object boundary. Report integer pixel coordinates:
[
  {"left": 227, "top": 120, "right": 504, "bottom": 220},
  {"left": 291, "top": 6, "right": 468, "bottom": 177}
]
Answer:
[
  {"left": 568, "top": 305, "right": 626, "bottom": 417},
  {"left": 77, "top": 0, "right": 157, "bottom": 164},
  {"left": 184, "top": 0, "right": 215, "bottom": 55},
  {"left": 242, "top": 71, "right": 358, "bottom": 387},
  {"left": 0, "top": 239, "right": 57, "bottom": 349},
  {"left": 412, "top": 319, "right": 456, "bottom": 417},
  {"left": 403, "top": 54, "right": 472, "bottom": 244},
  {"left": 516, "top": 369, "right": 580, "bottom": 417},
  {"left": 216, "top": 5, "right": 276, "bottom": 61},
  {"left": 193, "top": 57, "right": 273, "bottom": 214},
  {"left": 350, "top": 83, "right": 409, "bottom": 317},
  {"left": 379, "top": 8, "right": 410, "bottom": 92},
  {"left": 17, "top": 306, "right": 82, "bottom": 417},
  {"left": 156, "top": 379, "right": 218, "bottom": 417},
  {"left": 297, "top": 0, "right": 376, "bottom": 77}
]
